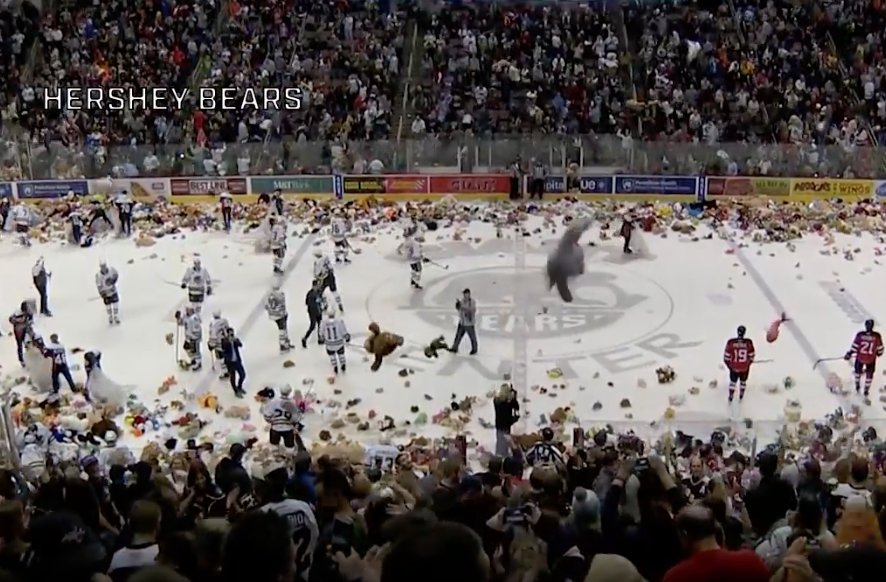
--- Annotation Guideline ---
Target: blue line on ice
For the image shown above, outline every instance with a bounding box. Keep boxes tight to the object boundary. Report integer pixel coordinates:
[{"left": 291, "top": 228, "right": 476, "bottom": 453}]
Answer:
[{"left": 193, "top": 234, "right": 318, "bottom": 394}]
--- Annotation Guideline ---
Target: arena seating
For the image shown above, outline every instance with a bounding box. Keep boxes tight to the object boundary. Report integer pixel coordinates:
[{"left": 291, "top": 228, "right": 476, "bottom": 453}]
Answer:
[{"left": 2, "top": 0, "right": 885, "bottom": 178}]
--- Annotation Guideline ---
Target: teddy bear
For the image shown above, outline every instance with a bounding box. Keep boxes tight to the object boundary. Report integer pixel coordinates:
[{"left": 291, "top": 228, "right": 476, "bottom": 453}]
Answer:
[
  {"left": 363, "top": 322, "right": 404, "bottom": 371},
  {"left": 423, "top": 336, "right": 449, "bottom": 358}
]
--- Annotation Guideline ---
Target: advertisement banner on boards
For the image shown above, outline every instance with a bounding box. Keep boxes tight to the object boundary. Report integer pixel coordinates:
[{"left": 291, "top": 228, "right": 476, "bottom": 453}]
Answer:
[
  {"left": 170, "top": 177, "right": 248, "bottom": 197},
  {"left": 875, "top": 181, "right": 886, "bottom": 199},
  {"left": 576, "top": 176, "right": 615, "bottom": 195},
  {"left": 614, "top": 176, "right": 697, "bottom": 196},
  {"left": 789, "top": 178, "right": 873, "bottom": 199},
  {"left": 428, "top": 174, "right": 510, "bottom": 196},
  {"left": 0, "top": 182, "right": 14, "bottom": 198},
  {"left": 706, "top": 177, "right": 791, "bottom": 198},
  {"left": 250, "top": 176, "right": 334, "bottom": 195},
  {"left": 383, "top": 175, "right": 430, "bottom": 195},
  {"left": 18, "top": 180, "right": 88, "bottom": 199},
  {"left": 88, "top": 178, "right": 171, "bottom": 200},
  {"left": 342, "top": 176, "right": 385, "bottom": 195}
]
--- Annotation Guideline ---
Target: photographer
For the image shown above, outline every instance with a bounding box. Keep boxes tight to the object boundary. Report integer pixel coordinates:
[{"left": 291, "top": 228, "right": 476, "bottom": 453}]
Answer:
[{"left": 492, "top": 385, "right": 520, "bottom": 456}]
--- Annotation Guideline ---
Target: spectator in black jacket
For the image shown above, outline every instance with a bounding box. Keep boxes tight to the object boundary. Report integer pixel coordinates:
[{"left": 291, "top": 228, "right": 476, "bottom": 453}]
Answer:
[{"left": 493, "top": 384, "right": 519, "bottom": 456}]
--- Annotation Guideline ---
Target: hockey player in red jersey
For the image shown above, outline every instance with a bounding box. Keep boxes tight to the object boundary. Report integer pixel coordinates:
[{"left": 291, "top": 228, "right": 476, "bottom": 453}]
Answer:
[
  {"left": 844, "top": 319, "right": 884, "bottom": 398},
  {"left": 724, "top": 325, "right": 755, "bottom": 402}
]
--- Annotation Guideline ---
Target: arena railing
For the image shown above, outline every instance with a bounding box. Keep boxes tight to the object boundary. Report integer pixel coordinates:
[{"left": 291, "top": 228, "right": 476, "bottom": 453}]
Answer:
[{"left": 3, "top": 135, "right": 885, "bottom": 180}]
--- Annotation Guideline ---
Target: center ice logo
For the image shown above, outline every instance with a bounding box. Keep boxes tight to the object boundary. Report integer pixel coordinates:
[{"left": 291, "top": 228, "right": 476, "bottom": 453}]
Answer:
[{"left": 386, "top": 239, "right": 673, "bottom": 347}]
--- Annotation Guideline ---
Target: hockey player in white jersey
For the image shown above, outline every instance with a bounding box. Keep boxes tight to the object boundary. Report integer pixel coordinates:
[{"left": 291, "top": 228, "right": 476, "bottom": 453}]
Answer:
[
  {"left": 208, "top": 311, "right": 230, "bottom": 377},
  {"left": 330, "top": 213, "right": 351, "bottom": 264},
  {"left": 176, "top": 306, "right": 203, "bottom": 371},
  {"left": 404, "top": 229, "right": 426, "bottom": 290},
  {"left": 321, "top": 310, "right": 350, "bottom": 374},
  {"left": 181, "top": 258, "right": 212, "bottom": 313},
  {"left": 265, "top": 283, "right": 293, "bottom": 352},
  {"left": 11, "top": 202, "right": 32, "bottom": 246},
  {"left": 95, "top": 261, "right": 120, "bottom": 325},
  {"left": 268, "top": 216, "right": 287, "bottom": 275},
  {"left": 257, "top": 387, "right": 302, "bottom": 448},
  {"left": 313, "top": 249, "right": 344, "bottom": 312}
]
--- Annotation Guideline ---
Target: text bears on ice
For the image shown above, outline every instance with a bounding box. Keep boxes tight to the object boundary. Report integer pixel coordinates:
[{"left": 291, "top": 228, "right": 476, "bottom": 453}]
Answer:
[{"left": 43, "top": 87, "right": 304, "bottom": 111}]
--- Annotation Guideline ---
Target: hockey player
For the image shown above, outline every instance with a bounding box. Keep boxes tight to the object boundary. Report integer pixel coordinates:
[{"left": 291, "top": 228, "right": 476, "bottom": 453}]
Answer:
[
  {"left": 115, "top": 193, "right": 133, "bottom": 237},
  {"left": 403, "top": 229, "right": 426, "bottom": 290},
  {"left": 257, "top": 387, "right": 302, "bottom": 448},
  {"left": 95, "top": 261, "right": 120, "bottom": 325},
  {"left": 331, "top": 213, "right": 351, "bottom": 264},
  {"left": 321, "top": 310, "right": 350, "bottom": 374},
  {"left": 724, "top": 325, "right": 755, "bottom": 403},
  {"left": 313, "top": 249, "right": 344, "bottom": 311},
  {"left": 87, "top": 199, "right": 114, "bottom": 231},
  {"left": 9, "top": 301, "right": 34, "bottom": 366},
  {"left": 219, "top": 192, "right": 233, "bottom": 232},
  {"left": 176, "top": 306, "right": 203, "bottom": 371},
  {"left": 11, "top": 202, "right": 32, "bottom": 246},
  {"left": 208, "top": 311, "right": 231, "bottom": 377},
  {"left": 271, "top": 189, "right": 284, "bottom": 215},
  {"left": 41, "top": 333, "right": 76, "bottom": 393},
  {"left": 302, "top": 279, "right": 327, "bottom": 348},
  {"left": 265, "top": 283, "right": 293, "bottom": 352},
  {"left": 32, "top": 257, "right": 52, "bottom": 316},
  {"left": 268, "top": 215, "right": 287, "bottom": 275},
  {"left": 844, "top": 319, "right": 884, "bottom": 398},
  {"left": 181, "top": 258, "right": 212, "bottom": 314}
]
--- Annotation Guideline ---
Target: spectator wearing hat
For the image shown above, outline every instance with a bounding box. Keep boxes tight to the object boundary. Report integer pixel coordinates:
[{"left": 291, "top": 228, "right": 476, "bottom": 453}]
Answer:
[
  {"left": 24, "top": 511, "right": 108, "bottom": 582},
  {"left": 663, "top": 505, "right": 769, "bottom": 582}
]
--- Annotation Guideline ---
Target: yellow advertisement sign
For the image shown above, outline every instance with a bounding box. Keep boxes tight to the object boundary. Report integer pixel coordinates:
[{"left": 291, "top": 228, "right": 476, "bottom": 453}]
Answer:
[
  {"left": 789, "top": 179, "right": 873, "bottom": 200},
  {"left": 706, "top": 177, "right": 791, "bottom": 198}
]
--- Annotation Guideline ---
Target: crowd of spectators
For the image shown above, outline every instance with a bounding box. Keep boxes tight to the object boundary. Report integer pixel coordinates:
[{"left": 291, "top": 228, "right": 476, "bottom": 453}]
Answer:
[
  {"left": 1, "top": 418, "right": 886, "bottom": 582},
  {"left": 6, "top": 0, "right": 886, "bottom": 178}
]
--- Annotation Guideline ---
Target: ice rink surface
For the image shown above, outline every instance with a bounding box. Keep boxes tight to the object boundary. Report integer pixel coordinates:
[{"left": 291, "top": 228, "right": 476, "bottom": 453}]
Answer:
[{"left": 2, "top": 212, "right": 886, "bottom": 456}]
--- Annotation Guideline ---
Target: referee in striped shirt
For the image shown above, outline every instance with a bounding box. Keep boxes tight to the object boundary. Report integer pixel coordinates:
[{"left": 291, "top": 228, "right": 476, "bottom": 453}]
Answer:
[
  {"left": 529, "top": 159, "right": 546, "bottom": 200},
  {"left": 526, "top": 427, "right": 565, "bottom": 466}
]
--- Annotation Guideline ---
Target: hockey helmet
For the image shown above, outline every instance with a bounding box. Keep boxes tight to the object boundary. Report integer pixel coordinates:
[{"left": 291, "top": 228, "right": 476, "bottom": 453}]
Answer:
[
  {"left": 257, "top": 387, "right": 275, "bottom": 400},
  {"left": 313, "top": 249, "right": 323, "bottom": 258},
  {"left": 865, "top": 319, "right": 875, "bottom": 332},
  {"left": 213, "top": 310, "right": 223, "bottom": 318},
  {"left": 736, "top": 325, "right": 747, "bottom": 338}
]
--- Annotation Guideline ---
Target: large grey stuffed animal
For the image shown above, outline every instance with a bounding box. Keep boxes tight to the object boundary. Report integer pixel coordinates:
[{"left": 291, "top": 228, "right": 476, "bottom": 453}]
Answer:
[{"left": 546, "top": 218, "right": 591, "bottom": 302}]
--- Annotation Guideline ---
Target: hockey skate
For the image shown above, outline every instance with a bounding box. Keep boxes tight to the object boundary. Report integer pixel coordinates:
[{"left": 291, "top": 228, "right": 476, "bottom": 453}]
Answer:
[
  {"left": 301, "top": 337, "right": 308, "bottom": 349},
  {"left": 280, "top": 341, "right": 292, "bottom": 353},
  {"left": 333, "top": 366, "right": 339, "bottom": 375},
  {"left": 411, "top": 282, "right": 423, "bottom": 290},
  {"left": 190, "top": 361, "right": 203, "bottom": 372}
]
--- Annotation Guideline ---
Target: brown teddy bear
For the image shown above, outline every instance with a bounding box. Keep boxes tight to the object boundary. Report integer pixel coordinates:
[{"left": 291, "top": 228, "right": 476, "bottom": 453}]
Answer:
[{"left": 364, "top": 322, "right": 404, "bottom": 371}]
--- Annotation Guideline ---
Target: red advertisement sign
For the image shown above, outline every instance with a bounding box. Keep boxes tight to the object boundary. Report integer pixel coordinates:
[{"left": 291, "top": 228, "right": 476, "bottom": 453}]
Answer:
[
  {"left": 429, "top": 174, "right": 510, "bottom": 195},
  {"left": 170, "top": 177, "right": 248, "bottom": 196},
  {"left": 383, "top": 176, "right": 429, "bottom": 194}
]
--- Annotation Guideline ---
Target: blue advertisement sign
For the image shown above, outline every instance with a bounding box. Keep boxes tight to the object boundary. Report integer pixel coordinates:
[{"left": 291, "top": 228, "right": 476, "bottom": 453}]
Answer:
[
  {"left": 875, "top": 181, "right": 886, "bottom": 199},
  {"left": 541, "top": 176, "right": 614, "bottom": 194},
  {"left": 0, "top": 182, "right": 13, "bottom": 198},
  {"left": 18, "top": 180, "right": 88, "bottom": 199},
  {"left": 614, "top": 176, "right": 698, "bottom": 196},
  {"left": 577, "top": 176, "right": 614, "bottom": 194},
  {"left": 542, "top": 176, "right": 566, "bottom": 193}
]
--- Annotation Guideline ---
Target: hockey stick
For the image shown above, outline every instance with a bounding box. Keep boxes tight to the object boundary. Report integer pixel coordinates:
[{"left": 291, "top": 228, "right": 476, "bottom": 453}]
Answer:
[
  {"left": 813, "top": 356, "right": 844, "bottom": 369},
  {"left": 755, "top": 359, "right": 775, "bottom": 364},
  {"left": 426, "top": 259, "right": 449, "bottom": 270},
  {"left": 174, "top": 323, "right": 181, "bottom": 364}
]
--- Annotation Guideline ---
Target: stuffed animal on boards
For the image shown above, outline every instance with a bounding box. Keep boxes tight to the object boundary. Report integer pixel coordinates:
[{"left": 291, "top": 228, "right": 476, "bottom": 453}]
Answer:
[
  {"left": 424, "top": 336, "right": 449, "bottom": 358},
  {"left": 364, "top": 322, "right": 404, "bottom": 371},
  {"left": 546, "top": 217, "right": 592, "bottom": 302}
]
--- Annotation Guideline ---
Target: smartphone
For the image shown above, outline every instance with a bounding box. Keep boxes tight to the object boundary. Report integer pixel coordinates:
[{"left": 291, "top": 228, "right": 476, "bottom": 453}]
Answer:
[
  {"left": 633, "top": 457, "right": 649, "bottom": 474},
  {"left": 504, "top": 507, "right": 526, "bottom": 525},
  {"left": 573, "top": 427, "right": 585, "bottom": 448}
]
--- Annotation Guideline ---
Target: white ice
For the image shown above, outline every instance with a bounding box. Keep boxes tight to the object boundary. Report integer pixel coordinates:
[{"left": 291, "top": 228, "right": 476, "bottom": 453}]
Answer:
[{"left": 1, "top": 214, "right": 884, "bottom": 460}]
